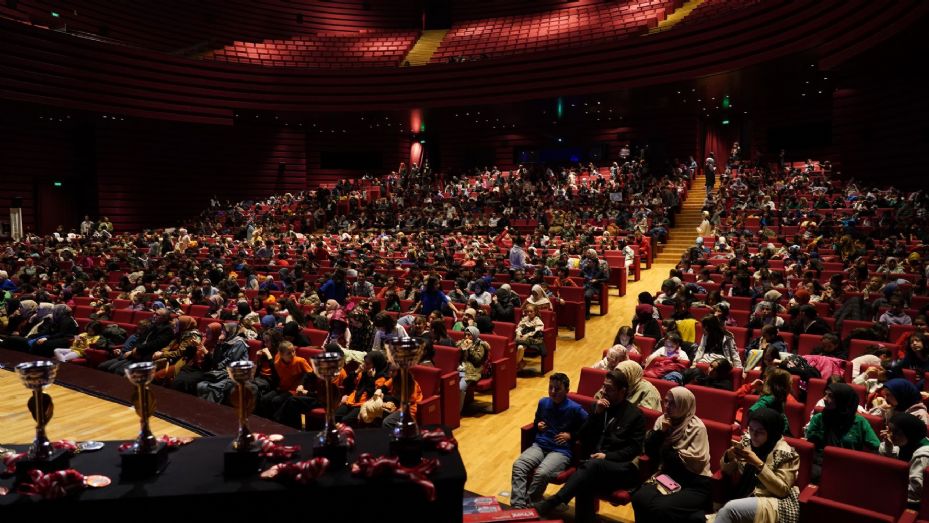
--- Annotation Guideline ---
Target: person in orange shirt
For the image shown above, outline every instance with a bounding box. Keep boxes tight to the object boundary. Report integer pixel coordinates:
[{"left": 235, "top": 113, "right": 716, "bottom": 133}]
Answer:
[
  {"left": 382, "top": 365, "right": 424, "bottom": 431},
  {"left": 335, "top": 351, "right": 390, "bottom": 425},
  {"left": 257, "top": 341, "right": 316, "bottom": 427}
]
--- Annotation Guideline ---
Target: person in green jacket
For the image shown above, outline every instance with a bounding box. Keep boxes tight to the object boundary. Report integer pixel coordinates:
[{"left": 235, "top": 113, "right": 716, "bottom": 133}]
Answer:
[
  {"left": 747, "top": 368, "right": 794, "bottom": 436},
  {"left": 804, "top": 382, "right": 880, "bottom": 481}
]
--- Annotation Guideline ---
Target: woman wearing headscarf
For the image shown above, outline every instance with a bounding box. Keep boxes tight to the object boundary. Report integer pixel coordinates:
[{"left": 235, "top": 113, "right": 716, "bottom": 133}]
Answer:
[
  {"left": 613, "top": 360, "right": 662, "bottom": 411},
  {"left": 713, "top": 408, "right": 800, "bottom": 523},
  {"left": 515, "top": 304, "right": 545, "bottom": 371},
  {"left": 526, "top": 284, "right": 552, "bottom": 311},
  {"left": 874, "top": 379, "right": 929, "bottom": 427},
  {"left": 336, "top": 350, "right": 390, "bottom": 425},
  {"left": 282, "top": 321, "right": 311, "bottom": 347},
  {"left": 29, "top": 304, "right": 79, "bottom": 357},
  {"left": 457, "top": 326, "right": 489, "bottom": 413},
  {"left": 879, "top": 412, "right": 929, "bottom": 506},
  {"left": 633, "top": 387, "right": 713, "bottom": 523},
  {"left": 171, "top": 322, "right": 223, "bottom": 394},
  {"left": 195, "top": 322, "right": 251, "bottom": 403},
  {"left": 804, "top": 383, "right": 880, "bottom": 481},
  {"left": 152, "top": 315, "right": 204, "bottom": 383}
]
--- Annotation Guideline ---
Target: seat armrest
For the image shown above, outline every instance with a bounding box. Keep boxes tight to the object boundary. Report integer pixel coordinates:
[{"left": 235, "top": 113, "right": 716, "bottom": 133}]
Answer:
[{"left": 798, "top": 484, "right": 818, "bottom": 503}]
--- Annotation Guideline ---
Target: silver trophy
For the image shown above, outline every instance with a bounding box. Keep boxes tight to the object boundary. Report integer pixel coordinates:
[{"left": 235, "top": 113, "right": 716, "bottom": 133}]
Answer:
[
  {"left": 15, "top": 361, "right": 59, "bottom": 461},
  {"left": 124, "top": 362, "right": 158, "bottom": 453},
  {"left": 384, "top": 336, "right": 424, "bottom": 461},
  {"left": 310, "top": 352, "right": 345, "bottom": 448},
  {"left": 227, "top": 360, "right": 258, "bottom": 451},
  {"left": 224, "top": 360, "right": 262, "bottom": 475},
  {"left": 120, "top": 361, "right": 168, "bottom": 476}
]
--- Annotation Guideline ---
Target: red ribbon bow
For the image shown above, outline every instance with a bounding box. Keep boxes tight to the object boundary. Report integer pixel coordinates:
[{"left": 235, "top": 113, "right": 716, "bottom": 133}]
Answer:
[
  {"left": 420, "top": 429, "right": 458, "bottom": 453},
  {"left": 351, "top": 453, "right": 439, "bottom": 501},
  {"left": 253, "top": 434, "right": 301, "bottom": 460},
  {"left": 18, "top": 469, "right": 85, "bottom": 499},
  {"left": 337, "top": 423, "right": 356, "bottom": 449},
  {"left": 260, "top": 457, "right": 330, "bottom": 485}
]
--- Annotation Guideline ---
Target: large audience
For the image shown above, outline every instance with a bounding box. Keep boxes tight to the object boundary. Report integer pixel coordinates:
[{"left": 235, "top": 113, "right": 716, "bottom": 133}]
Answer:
[{"left": 1, "top": 150, "right": 928, "bottom": 522}]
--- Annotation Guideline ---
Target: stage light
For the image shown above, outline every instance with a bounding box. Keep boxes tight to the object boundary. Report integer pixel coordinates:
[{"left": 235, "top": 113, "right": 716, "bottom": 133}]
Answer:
[{"left": 53, "top": 181, "right": 63, "bottom": 187}]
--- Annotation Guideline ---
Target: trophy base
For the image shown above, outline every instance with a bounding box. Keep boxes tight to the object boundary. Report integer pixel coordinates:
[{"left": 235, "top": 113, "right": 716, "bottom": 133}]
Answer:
[
  {"left": 224, "top": 442, "right": 262, "bottom": 476},
  {"left": 389, "top": 436, "right": 423, "bottom": 467},
  {"left": 119, "top": 441, "right": 168, "bottom": 479},
  {"left": 13, "top": 448, "right": 71, "bottom": 481},
  {"left": 313, "top": 443, "right": 349, "bottom": 468}
]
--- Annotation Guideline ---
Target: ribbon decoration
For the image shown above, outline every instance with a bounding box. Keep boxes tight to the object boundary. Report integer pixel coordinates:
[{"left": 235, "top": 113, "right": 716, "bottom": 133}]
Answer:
[
  {"left": 260, "top": 457, "right": 330, "bottom": 485},
  {"left": 2, "top": 440, "right": 80, "bottom": 476},
  {"left": 337, "top": 423, "right": 356, "bottom": 449},
  {"left": 117, "top": 434, "right": 193, "bottom": 453},
  {"left": 18, "top": 469, "right": 85, "bottom": 499},
  {"left": 253, "top": 433, "right": 301, "bottom": 460},
  {"left": 351, "top": 453, "right": 440, "bottom": 501},
  {"left": 420, "top": 429, "right": 458, "bottom": 452}
]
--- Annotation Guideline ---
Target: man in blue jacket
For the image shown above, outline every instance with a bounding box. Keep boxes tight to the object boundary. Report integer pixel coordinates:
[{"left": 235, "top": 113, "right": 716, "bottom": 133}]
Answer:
[{"left": 509, "top": 372, "right": 587, "bottom": 509}]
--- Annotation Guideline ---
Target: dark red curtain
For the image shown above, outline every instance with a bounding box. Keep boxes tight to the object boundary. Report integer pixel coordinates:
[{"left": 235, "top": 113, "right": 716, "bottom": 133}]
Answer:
[{"left": 703, "top": 124, "right": 732, "bottom": 168}]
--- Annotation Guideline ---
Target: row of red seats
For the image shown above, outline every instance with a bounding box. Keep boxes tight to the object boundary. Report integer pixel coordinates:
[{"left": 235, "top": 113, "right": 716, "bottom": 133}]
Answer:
[
  {"left": 431, "top": 0, "right": 679, "bottom": 61},
  {"left": 203, "top": 30, "right": 418, "bottom": 68}
]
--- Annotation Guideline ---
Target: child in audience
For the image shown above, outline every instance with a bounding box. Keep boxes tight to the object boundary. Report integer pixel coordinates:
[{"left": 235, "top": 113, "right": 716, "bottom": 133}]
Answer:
[
  {"left": 53, "top": 321, "right": 103, "bottom": 362},
  {"left": 879, "top": 412, "right": 929, "bottom": 507}
]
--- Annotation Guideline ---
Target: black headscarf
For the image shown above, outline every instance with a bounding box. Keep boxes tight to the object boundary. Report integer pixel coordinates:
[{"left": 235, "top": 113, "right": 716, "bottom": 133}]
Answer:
[
  {"left": 890, "top": 412, "right": 929, "bottom": 462},
  {"left": 354, "top": 351, "right": 389, "bottom": 401},
  {"left": 822, "top": 383, "right": 859, "bottom": 446},
  {"left": 283, "top": 321, "right": 310, "bottom": 347},
  {"left": 735, "top": 407, "right": 785, "bottom": 497}
]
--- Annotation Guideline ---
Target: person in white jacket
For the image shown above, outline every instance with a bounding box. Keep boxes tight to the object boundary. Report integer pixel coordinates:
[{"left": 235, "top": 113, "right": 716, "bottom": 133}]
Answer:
[{"left": 879, "top": 412, "right": 929, "bottom": 506}]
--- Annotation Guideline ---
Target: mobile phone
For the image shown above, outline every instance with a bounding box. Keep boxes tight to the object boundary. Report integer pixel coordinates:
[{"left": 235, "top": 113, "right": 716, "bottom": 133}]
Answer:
[{"left": 655, "top": 473, "right": 681, "bottom": 493}]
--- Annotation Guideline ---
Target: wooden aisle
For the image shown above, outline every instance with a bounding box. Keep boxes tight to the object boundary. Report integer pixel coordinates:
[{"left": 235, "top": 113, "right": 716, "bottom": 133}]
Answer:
[{"left": 0, "top": 370, "right": 198, "bottom": 444}]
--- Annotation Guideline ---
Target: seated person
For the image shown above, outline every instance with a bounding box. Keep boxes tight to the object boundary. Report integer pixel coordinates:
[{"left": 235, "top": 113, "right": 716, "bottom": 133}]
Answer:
[
  {"left": 714, "top": 408, "right": 801, "bottom": 523},
  {"left": 870, "top": 378, "right": 929, "bottom": 427},
  {"left": 380, "top": 365, "right": 424, "bottom": 430},
  {"left": 535, "top": 370, "right": 645, "bottom": 522},
  {"left": 744, "top": 325, "right": 789, "bottom": 372},
  {"left": 804, "top": 383, "right": 880, "bottom": 481},
  {"left": 632, "top": 387, "right": 713, "bottom": 523},
  {"left": 879, "top": 412, "right": 929, "bottom": 507},
  {"left": 53, "top": 320, "right": 103, "bottom": 362},
  {"left": 515, "top": 304, "right": 546, "bottom": 370},
  {"left": 644, "top": 332, "right": 691, "bottom": 369},
  {"left": 510, "top": 373, "right": 588, "bottom": 509},
  {"left": 456, "top": 327, "right": 489, "bottom": 413},
  {"left": 683, "top": 357, "right": 734, "bottom": 391}
]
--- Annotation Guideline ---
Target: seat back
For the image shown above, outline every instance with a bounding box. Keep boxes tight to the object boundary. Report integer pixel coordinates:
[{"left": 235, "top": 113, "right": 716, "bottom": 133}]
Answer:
[
  {"left": 644, "top": 377, "right": 675, "bottom": 401},
  {"left": 817, "top": 446, "right": 910, "bottom": 517},
  {"left": 848, "top": 340, "right": 898, "bottom": 361},
  {"left": 433, "top": 345, "right": 460, "bottom": 374},
  {"left": 634, "top": 335, "right": 657, "bottom": 359},
  {"left": 686, "top": 384, "right": 738, "bottom": 424},
  {"left": 797, "top": 334, "right": 823, "bottom": 356},
  {"left": 410, "top": 365, "right": 441, "bottom": 398},
  {"left": 784, "top": 436, "right": 815, "bottom": 489},
  {"left": 576, "top": 367, "right": 608, "bottom": 397},
  {"left": 705, "top": 419, "right": 735, "bottom": 474}
]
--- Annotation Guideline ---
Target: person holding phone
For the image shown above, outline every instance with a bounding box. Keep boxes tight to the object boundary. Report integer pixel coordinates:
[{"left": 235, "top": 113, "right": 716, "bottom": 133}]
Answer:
[
  {"left": 632, "top": 387, "right": 712, "bottom": 523},
  {"left": 713, "top": 408, "right": 801, "bottom": 523},
  {"left": 535, "top": 369, "right": 645, "bottom": 522}
]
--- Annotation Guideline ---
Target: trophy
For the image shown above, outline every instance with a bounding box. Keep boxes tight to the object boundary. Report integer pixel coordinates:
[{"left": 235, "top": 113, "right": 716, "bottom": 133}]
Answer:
[
  {"left": 119, "top": 361, "right": 168, "bottom": 477},
  {"left": 310, "top": 351, "right": 349, "bottom": 466},
  {"left": 224, "top": 360, "right": 262, "bottom": 475},
  {"left": 13, "top": 361, "right": 70, "bottom": 477},
  {"left": 384, "top": 336, "right": 425, "bottom": 465}
]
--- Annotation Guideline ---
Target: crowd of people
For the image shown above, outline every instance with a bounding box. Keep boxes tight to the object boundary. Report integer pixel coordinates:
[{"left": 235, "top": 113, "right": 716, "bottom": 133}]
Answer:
[
  {"left": 512, "top": 155, "right": 929, "bottom": 522},
  {"left": 2, "top": 148, "right": 927, "bottom": 522}
]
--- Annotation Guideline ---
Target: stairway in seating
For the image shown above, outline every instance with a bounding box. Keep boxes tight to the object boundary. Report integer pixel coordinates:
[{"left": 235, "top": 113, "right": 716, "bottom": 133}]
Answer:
[
  {"left": 648, "top": 0, "right": 706, "bottom": 34},
  {"left": 401, "top": 29, "right": 448, "bottom": 66},
  {"left": 655, "top": 174, "right": 710, "bottom": 264}
]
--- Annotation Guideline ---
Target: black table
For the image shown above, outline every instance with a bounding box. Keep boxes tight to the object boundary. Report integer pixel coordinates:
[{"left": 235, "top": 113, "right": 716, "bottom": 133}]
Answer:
[{"left": 1, "top": 429, "right": 466, "bottom": 522}]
